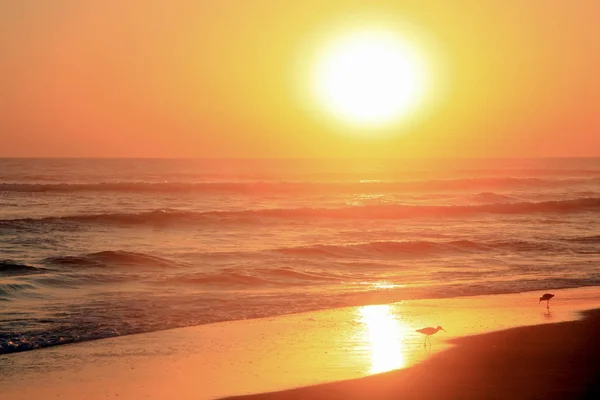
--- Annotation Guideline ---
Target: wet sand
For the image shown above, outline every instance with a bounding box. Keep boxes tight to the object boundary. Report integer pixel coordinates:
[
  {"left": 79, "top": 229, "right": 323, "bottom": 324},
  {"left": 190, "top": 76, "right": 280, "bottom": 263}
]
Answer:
[
  {"left": 1, "top": 287, "right": 599, "bottom": 399},
  {"left": 226, "top": 309, "right": 600, "bottom": 400}
]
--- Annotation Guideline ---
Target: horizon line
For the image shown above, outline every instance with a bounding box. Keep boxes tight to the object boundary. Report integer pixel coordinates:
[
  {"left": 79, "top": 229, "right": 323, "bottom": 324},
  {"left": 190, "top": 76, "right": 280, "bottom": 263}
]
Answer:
[{"left": 1, "top": 156, "right": 600, "bottom": 160}]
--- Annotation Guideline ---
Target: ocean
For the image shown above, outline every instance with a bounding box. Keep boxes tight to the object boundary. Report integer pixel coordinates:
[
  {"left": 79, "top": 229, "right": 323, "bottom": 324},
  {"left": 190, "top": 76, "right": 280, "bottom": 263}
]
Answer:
[{"left": 1, "top": 157, "right": 600, "bottom": 354}]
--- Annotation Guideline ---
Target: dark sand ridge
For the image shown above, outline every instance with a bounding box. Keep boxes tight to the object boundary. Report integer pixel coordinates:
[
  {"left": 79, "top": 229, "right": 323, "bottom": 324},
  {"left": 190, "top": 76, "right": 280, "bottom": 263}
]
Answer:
[{"left": 225, "top": 309, "right": 600, "bottom": 400}]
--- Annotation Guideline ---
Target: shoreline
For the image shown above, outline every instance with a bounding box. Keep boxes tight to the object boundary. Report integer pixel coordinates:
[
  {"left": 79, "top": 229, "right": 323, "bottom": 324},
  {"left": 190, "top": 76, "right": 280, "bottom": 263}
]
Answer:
[
  {"left": 2, "top": 287, "right": 599, "bottom": 399},
  {"left": 4, "top": 283, "right": 600, "bottom": 356}
]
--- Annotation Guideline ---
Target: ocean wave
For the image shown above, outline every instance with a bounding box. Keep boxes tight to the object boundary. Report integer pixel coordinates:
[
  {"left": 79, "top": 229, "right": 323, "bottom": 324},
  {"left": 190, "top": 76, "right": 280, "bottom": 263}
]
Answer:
[
  {"left": 275, "top": 240, "right": 485, "bottom": 258},
  {"left": 0, "top": 282, "right": 38, "bottom": 300},
  {"left": 563, "top": 235, "right": 600, "bottom": 244},
  {"left": 30, "top": 272, "right": 135, "bottom": 289},
  {"left": 0, "top": 176, "right": 598, "bottom": 194},
  {"left": 166, "top": 271, "right": 278, "bottom": 287},
  {"left": 43, "top": 251, "right": 181, "bottom": 269},
  {"left": 274, "top": 239, "right": 561, "bottom": 258},
  {"left": 255, "top": 266, "right": 344, "bottom": 281},
  {"left": 2, "top": 197, "right": 600, "bottom": 227},
  {"left": 0, "top": 260, "right": 47, "bottom": 276},
  {"left": 168, "top": 266, "right": 345, "bottom": 287},
  {"left": 469, "top": 192, "right": 516, "bottom": 203}
]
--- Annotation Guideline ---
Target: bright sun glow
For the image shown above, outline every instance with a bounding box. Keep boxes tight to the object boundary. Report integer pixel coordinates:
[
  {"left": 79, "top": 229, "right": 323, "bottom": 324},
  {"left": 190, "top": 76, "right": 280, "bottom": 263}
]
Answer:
[
  {"left": 313, "top": 29, "right": 428, "bottom": 127},
  {"left": 359, "top": 304, "right": 407, "bottom": 373}
]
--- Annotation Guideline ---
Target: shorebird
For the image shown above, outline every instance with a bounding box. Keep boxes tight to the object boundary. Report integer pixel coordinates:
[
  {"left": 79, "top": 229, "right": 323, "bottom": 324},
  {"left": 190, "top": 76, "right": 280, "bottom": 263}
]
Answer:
[
  {"left": 416, "top": 326, "right": 445, "bottom": 347},
  {"left": 539, "top": 293, "right": 555, "bottom": 309}
]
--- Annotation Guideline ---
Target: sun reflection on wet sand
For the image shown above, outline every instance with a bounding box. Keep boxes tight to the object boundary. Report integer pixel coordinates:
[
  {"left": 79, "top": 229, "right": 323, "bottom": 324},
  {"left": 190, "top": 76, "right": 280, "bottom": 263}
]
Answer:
[{"left": 358, "top": 304, "right": 407, "bottom": 373}]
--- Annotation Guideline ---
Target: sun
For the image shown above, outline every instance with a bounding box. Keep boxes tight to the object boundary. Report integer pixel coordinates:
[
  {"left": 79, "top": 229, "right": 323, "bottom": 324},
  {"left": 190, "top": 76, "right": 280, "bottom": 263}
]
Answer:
[{"left": 312, "top": 29, "right": 428, "bottom": 128}]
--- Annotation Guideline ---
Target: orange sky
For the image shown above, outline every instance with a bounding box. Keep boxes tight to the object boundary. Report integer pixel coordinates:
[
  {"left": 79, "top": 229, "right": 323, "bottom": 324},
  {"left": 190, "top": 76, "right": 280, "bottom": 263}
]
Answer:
[{"left": 2, "top": 0, "right": 599, "bottom": 158}]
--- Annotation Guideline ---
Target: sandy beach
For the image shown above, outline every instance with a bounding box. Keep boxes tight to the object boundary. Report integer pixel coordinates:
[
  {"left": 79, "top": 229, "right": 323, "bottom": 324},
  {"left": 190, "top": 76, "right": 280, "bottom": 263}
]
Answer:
[
  {"left": 2, "top": 287, "right": 599, "bottom": 400},
  {"left": 227, "top": 309, "right": 600, "bottom": 400}
]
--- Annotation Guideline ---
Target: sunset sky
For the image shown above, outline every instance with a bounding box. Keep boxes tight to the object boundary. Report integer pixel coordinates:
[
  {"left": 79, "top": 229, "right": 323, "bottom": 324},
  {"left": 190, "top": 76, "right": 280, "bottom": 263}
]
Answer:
[{"left": 2, "top": 0, "right": 599, "bottom": 158}]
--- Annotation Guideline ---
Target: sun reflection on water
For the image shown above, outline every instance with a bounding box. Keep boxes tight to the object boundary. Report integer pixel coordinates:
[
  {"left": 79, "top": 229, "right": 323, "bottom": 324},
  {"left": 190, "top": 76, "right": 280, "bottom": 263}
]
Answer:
[{"left": 358, "top": 304, "right": 407, "bottom": 374}]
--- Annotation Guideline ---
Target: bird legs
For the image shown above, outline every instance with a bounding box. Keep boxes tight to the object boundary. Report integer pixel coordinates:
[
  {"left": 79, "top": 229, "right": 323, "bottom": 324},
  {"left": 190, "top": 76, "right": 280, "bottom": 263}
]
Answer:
[{"left": 423, "top": 335, "right": 431, "bottom": 348}]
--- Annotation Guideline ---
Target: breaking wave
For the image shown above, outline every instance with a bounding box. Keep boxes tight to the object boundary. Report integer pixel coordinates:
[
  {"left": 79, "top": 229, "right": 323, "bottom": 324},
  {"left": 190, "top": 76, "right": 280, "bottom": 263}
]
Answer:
[{"left": 2, "top": 197, "right": 600, "bottom": 227}]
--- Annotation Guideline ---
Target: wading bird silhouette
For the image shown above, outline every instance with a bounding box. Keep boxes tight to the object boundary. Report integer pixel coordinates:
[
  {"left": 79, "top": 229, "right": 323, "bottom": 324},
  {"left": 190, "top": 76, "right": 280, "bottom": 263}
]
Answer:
[
  {"left": 539, "top": 293, "right": 555, "bottom": 309},
  {"left": 416, "top": 326, "right": 445, "bottom": 347}
]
